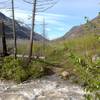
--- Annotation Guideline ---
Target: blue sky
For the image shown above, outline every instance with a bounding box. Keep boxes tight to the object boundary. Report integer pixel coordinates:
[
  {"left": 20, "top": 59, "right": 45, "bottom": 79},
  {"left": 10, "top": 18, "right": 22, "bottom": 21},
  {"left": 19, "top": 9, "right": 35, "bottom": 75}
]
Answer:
[{"left": 0, "top": 0, "right": 100, "bottom": 40}]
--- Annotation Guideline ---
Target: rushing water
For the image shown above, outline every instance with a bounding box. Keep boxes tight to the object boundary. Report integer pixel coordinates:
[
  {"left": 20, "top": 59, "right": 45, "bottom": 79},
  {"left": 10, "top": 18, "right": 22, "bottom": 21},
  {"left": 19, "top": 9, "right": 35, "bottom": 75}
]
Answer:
[{"left": 0, "top": 75, "right": 85, "bottom": 100}]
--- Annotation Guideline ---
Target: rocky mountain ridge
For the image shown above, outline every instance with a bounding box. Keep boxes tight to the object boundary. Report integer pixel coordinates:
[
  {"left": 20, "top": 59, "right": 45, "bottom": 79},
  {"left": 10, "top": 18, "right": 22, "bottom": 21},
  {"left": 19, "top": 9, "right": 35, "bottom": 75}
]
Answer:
[{"left": 0, "top": 12, "right": 47, "bottom": 41}]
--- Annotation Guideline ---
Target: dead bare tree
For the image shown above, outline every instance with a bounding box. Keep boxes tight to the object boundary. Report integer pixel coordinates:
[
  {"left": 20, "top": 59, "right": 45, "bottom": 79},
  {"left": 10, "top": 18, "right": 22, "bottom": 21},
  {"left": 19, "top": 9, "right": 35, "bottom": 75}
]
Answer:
[
  {"left": 23, "top": 0, "right": 58, "bottom": 62},
  {"left": 11, "top": 0, "right": 17, "bottom": 59},
  {"left": 0, "top": 21, "right": 7, "bottom": 56},
  {"left": 0, "top": 0, "right": 17, "bottom": 59}
]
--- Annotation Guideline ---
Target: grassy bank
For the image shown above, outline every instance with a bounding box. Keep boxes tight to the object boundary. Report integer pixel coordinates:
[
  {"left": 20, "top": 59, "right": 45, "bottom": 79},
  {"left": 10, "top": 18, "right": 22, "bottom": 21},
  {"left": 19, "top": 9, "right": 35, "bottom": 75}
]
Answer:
[{"left": 48, "top": 34, "right": 100, "bottom": 99}]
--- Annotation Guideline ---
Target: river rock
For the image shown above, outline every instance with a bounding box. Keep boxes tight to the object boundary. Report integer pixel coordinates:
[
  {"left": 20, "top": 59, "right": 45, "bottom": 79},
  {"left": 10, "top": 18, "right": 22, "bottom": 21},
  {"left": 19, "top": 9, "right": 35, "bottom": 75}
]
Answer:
[{"left": 60, "top": 71, "right": 70, "bottom": 80}]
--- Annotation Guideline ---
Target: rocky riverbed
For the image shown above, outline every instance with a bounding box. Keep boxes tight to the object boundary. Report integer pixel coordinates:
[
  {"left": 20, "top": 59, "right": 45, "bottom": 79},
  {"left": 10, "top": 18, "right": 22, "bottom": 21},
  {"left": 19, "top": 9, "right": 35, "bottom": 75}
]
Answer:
[{"left": 0, "top": 75, "right": 85, "bottom": 100}]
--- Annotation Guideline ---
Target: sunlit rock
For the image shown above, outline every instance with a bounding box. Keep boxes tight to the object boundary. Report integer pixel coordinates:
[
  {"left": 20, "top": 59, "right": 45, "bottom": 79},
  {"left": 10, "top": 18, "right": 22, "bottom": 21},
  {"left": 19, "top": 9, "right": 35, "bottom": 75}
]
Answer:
[{"left": 60, "top": 71, "right": 70, "bottom": 80}]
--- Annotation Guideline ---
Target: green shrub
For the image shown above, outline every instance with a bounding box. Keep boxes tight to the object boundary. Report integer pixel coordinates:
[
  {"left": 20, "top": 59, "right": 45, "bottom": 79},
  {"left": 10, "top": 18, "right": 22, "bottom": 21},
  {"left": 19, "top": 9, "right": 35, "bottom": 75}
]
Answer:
[
  {"left": 68, "top": 52, "right": 100, "bottom": 100},
  {"left": 28, "top": 60, "right": 47, "bottom": 78},
  {"left": 0, "top": 56, "right": 52, "bottom": 83},
  {"left": 1, "top": 57, "right": 28, "bottom": 83}
]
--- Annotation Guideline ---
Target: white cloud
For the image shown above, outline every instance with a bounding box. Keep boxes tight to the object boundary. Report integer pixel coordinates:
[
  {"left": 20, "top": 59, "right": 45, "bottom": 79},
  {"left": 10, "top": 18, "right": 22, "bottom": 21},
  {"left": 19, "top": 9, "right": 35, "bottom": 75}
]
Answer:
[
  {"left": 46, "top": 28, "right": 51, "bottom": 31},
  {"left": 0, "top": 9, "right": 78, "bottom": 39}
]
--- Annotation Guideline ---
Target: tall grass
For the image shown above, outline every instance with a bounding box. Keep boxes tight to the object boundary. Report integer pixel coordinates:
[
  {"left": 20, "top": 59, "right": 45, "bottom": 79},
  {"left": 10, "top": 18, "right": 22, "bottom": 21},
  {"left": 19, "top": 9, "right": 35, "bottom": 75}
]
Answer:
[{"left": 49, "top": 34, "right": 100, "bottom": 100}]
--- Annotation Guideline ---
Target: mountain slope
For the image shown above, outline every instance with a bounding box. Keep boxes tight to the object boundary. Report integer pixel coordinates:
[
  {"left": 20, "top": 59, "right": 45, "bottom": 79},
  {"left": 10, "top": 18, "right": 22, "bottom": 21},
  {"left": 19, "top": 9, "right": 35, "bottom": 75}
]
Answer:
[
  {"left": 0, "top": 12, "right": 47, "bottom": 41},
  {"left": 55, "top": 15, "right": 100, "bottom": 41}
]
